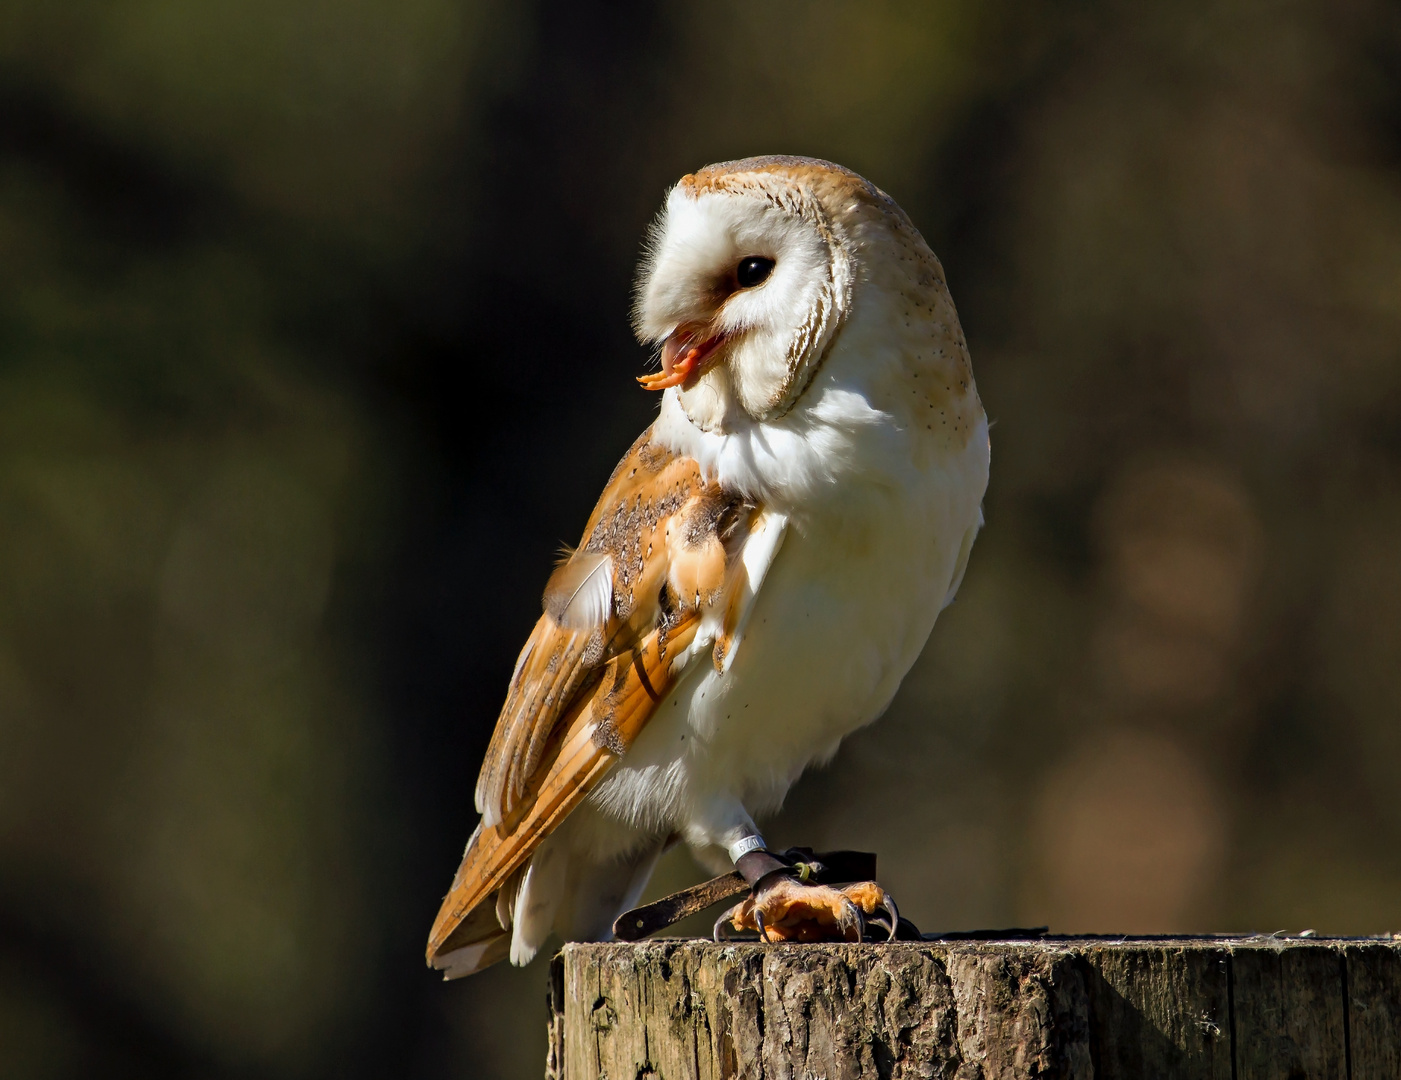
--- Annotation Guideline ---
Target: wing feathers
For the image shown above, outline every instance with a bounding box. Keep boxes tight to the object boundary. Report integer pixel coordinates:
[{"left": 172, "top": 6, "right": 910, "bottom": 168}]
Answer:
[
  {"left": 431, "top": 428, "right": 782, "bottom": 974},
  {"left": 475, "top": 435, "right": 707, "bottom": 828},
  {"left": 427, "top": 614, "right": 700, "bottom": 969}
]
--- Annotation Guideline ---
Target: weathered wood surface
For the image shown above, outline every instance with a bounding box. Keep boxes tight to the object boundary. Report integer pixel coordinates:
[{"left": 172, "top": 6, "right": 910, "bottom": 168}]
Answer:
[{"left": 546, "top": 937, "right": 1401, "bottom": 1080}]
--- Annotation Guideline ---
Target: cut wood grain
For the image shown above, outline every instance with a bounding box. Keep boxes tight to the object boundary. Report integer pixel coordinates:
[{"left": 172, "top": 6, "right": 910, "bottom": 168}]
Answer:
[
  {"left": 1232, "top": 945, "right": 1348, "bottom": 1080},
  {"left": 1083, "top": 943, "right": 1232, "bottom": 1079},
  {"left": 545, "top": 936, "right": 1401, "bottom": 1080},
  {"left": 1342, "top": 943, "right": 1401, "bottom": 1080}
]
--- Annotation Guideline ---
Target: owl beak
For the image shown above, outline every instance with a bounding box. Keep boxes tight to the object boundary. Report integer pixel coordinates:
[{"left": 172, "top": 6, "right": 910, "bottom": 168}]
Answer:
[{"left": 637, "top": 326, "right": 727, "bottom": 391}]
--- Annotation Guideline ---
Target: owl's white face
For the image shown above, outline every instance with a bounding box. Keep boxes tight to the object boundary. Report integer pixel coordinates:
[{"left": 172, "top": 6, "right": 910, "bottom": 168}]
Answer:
[{"left": 633, "top": 172, "right": 853, "bottom": 430}]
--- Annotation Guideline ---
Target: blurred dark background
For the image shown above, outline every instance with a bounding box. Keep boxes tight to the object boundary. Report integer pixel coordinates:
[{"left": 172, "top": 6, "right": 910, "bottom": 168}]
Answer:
[{"left": 3, "top": 1, "right": 1400, "bottom": 1076}]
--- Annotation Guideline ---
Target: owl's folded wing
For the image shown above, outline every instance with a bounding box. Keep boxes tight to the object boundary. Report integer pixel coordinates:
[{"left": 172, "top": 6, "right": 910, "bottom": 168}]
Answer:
[{"left": 425, "top": 429, "right": 787, "bottom": 974}]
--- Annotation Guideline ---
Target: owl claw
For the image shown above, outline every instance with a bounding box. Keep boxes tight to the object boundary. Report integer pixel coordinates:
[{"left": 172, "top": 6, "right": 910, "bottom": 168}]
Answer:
[
  {"left": 872, "top": 893, "right": 900, "bottom": 941},
  {"left": 843, "top": 895, "right": 866, "bottom": 943},
  {"left": 881, "top": 892, "right": 900, "bottom": 941},
  {"left": 713, "top": 903, "right": 745, "bottom": 942}
]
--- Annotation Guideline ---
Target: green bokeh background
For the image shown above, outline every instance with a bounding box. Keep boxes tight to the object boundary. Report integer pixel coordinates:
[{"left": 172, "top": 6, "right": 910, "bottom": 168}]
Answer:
[{"left": 2, "top": 2, "right": 1399, "bottom": 1076}]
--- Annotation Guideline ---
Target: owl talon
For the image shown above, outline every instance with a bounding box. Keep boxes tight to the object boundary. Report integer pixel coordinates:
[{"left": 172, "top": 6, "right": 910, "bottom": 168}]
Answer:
[
  {"left": 842, "top": 895, "right": 866, "bottom": 944},
  {"left": 866, "top": 892, "right": 900, "bottom": 941},
  {"left": 713, "top": 903, "right": 747, "bottom": 942}
]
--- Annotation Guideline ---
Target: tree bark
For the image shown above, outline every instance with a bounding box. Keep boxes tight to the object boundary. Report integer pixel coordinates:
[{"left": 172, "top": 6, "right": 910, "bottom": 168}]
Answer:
[{"left": 546, "top": 937, "right": 1401, "bottom": 1079}]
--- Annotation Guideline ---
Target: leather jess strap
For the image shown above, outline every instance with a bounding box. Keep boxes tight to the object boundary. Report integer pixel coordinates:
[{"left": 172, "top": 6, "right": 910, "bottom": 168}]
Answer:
[{"left": 611, "top": 849, "right": 878, "bottom": 942}]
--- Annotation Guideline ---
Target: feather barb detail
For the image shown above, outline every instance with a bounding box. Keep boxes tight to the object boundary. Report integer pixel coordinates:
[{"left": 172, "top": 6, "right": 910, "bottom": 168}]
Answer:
[{"left": 542, "top": 551, "right": 613, "bottom": 629}]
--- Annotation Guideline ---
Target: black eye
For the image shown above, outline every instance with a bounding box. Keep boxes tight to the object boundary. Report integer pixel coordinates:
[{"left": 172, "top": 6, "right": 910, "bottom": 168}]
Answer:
[{"left": 735, "top": 256, "right": 775, "bottom": 288}]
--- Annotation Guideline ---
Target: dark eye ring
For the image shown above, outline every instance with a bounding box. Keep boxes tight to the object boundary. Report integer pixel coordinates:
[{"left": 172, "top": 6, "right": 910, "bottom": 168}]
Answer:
[{"left": 735, "top": 256, "right": 775, "bottom": 288}]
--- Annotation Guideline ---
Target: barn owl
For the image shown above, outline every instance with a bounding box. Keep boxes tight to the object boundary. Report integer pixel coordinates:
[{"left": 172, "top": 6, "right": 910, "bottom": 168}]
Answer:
[{"left": 426, "top": 156, "right": 989, "bottom": 977}]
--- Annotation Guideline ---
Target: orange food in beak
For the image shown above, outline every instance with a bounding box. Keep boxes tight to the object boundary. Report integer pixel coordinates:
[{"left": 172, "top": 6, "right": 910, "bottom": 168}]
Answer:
[{"left": 637, "top": 327, "right": 727, "bottom": 391}]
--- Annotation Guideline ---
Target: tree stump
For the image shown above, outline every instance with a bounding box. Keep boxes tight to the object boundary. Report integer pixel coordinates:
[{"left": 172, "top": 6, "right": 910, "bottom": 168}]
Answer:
[{"left": 545, "top": 936, "right": 1401, "bottom": 1079}]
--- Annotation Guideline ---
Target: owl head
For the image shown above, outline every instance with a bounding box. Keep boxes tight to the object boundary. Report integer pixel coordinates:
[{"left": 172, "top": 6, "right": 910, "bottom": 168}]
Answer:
[{"left": 633, "top": 156, "right": 905, "bottom": 431}]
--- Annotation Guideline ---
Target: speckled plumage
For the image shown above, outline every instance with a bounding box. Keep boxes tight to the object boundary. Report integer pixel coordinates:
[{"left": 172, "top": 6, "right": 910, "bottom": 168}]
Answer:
[{"left": 427, "top": 157, "right": 989, "bottom": 977}]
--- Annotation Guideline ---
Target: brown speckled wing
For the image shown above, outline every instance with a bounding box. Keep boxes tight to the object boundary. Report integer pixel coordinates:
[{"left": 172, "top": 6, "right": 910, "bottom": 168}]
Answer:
[{"left": 427, "top": 428, "right": 757, "bottom": 970}]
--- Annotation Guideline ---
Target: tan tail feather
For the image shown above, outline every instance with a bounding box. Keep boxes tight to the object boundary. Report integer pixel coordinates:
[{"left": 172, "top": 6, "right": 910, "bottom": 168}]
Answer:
[{"left": 430, "top": 928, "right": 511, "bottom": 979}]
